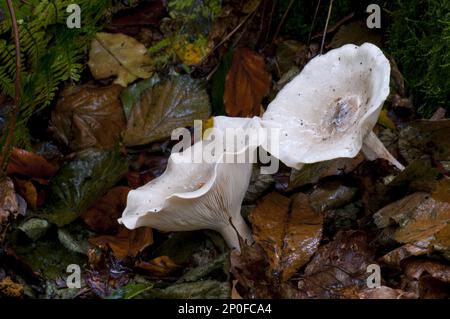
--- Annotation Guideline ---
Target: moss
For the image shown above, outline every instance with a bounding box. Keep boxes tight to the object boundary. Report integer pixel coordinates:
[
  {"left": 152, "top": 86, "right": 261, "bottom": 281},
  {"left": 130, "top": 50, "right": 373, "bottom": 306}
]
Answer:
[{"left": 387, "top": 0, "right": 450, "bottom": 116}]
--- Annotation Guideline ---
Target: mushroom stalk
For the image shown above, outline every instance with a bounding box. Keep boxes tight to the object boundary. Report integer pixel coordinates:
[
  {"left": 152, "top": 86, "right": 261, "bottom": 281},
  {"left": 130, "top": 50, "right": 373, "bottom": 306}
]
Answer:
[
  {"left": 362, "top": 131, "right": 405, "bottom": 170},
  {"left": 216, "top": 216, "right": 254, "bottom": 250}
]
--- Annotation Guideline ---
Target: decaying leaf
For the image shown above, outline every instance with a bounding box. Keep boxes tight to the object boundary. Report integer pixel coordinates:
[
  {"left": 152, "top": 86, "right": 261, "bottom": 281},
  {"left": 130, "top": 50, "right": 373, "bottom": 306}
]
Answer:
[
  {"left": 224, "top": 48, "right": 271, "bottom": 117},
  {"left": 82, "top": 186, "right": 131, "bottom": 234},
  {"left": 230, "top": 240, "right": 273, "bottom": 298},
  {"left": 399, "top": 120, "right": 450, "bottom": 167},
  {"left": 135, "top": 256, "right": 179, "bottom": 277},
  {"left": 401, "top": 259, "right": 450, "bottom": 298},
  {"left": 339, "top": 285, "right": 417, "bottom": 299},
  {"left": 90, "top": 227, "right": 153, "bottom": 260},
  {"left": 308, "top": 181, "right": 358, "bottom": 213},
  {"left": 13, "top": 178, "right": 38, "bottom": 209},
  {"left": 374, "top": 192, "right": 450, "bottom": 259},
  {"left": 7, "top": 147, "right": 59, "bottom": 179},
  {"left": 51, "top": 84, "right": 125, "bottom": 151},
  {"left": 0, "top": 177, "right": 18, "bottom": 242},
  {"left": 288, "top": 155, "right": 364, "bottom": 190},
  {"left": 0, "top": 277, "right": 24, "bottom": 298},
  {"left": 42, "top": 149, "right": 128, "bottom": 226},
  {"left": 297, "top": 231, "right": 374, "bottom": 298},
  {"left": 249, "top": 192, "right": 323, "bottom": 282},
  {"left": 88, "top": 32, "right": 152, "bottom": 87},
  {"left": 123, "top": 75, "right": 211, "bottom": 146}
]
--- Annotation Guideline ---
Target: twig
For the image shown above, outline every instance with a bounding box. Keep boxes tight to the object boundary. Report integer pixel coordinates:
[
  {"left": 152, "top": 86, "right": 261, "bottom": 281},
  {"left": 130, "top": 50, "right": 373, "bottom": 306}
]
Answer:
[
  {"left": 272, "top": 0, "right": 295, "bottom": 43},
  {"left": 1, "top": 0, "right": 21, "bottom": 173},
  {"left": 320, "top": 0, "right": 333, "bottom": 54},
  {"left": 307, "top": 0, "right": 322, "bottom": 46}
]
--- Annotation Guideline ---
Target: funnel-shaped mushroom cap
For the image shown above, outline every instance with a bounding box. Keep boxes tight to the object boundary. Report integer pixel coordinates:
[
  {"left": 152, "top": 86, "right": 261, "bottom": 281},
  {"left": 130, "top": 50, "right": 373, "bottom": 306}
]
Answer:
[
  {"left": 119, "top": 141, "right": 254, "bottom": 250},
  {"left": 261, "top": 43, "right": 402, "bottom": 169}
]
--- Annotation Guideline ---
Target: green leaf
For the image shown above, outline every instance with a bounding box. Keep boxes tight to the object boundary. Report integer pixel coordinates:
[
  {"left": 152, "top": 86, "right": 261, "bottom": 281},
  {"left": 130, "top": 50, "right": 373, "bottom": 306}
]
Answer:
[
  {"left": 41, "top": 148, "right": 128, "bottom": 226},
  {"left": 106, "top": 283, "right": 154, "bottom": 299},
  {"left": 120, "top": 76, "right": 160, "bottom": 120},
  {"left": 123, "top": 74, "right": 211, "bottom": 146}
]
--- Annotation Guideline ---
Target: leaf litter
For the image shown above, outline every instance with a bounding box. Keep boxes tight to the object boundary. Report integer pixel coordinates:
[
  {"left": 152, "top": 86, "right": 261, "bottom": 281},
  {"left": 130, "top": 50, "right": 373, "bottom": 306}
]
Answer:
[{"left": 0, "top": 0, "right": 449, "bottom": 300}]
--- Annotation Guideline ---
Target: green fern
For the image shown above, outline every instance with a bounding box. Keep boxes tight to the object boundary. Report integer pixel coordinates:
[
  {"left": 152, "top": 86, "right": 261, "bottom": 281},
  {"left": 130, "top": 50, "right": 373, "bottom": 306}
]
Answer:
[{"left": 0, "top": 0, "right": 115, "bottom": 150}]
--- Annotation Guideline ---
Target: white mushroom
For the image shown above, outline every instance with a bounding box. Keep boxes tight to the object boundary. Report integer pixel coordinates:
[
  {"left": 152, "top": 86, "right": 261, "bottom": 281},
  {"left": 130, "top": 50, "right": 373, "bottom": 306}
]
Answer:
[
  {"left": 119, "top": 140, "right": 254, "bottom": 251},
  {"left": 260, "top": 43, "right": 404, "bottom": 170}
]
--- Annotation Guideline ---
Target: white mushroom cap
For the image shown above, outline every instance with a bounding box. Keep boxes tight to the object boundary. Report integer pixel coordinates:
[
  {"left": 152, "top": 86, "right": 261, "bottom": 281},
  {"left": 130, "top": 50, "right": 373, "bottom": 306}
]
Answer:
[
  {"left": 119, "top": 141, "right": 254, "bottom": 250},
  {"left": 261, "top": 43, "right": 403, "bottom": 170}
]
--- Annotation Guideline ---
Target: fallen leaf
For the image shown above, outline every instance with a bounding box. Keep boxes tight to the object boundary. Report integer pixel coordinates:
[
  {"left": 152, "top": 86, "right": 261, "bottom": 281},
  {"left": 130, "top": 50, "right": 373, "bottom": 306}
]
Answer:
[
  {"left": 249, "top": 192, "right": 323, "bottom": 282},
  {"left": 123, "top": 75, "right": 211, "bottom": 146},
  {"left": 380, "top": 243, "right": 429, "bottom": 267},
  {"left": 243, "top": 166, "right": 274, "bottom": 203},
  {"left": 88, "top": 32, "right": 152, "bottom": 87},
  {"left": 106, "top": 1, "right": 165, "bottom": 36},
  {"left": 374, "top": 192, "right": 450, "bottom": 260},
  {"left": 231, "top": 280, "right": 243, "bottom": 299},
  {"left": 13, "top": 178, "right": 38, "bottom": 209},
  {"left": 7, "top": 147, "right": 59, "bottom": 179},
  {"left": 224, "top": 48, "right": 271, "bottom": 117},
  {"left": 144, "top": 280, "right": 230, "bottom": 299},
  {"left": 82, "top": 186, "right": 131, "bottom": 233},
  {"left": 402, "top": 259, "right": 450, "bottom": 298},
  {"left": 230, "top": 241, "right": 273, "bottom": 298},
  {"left": 0, "top": 277, "right": 24, "bottom": 298},
  {"left": 50, "top": 84, "right": 125, "bottom": 151},
  {"left": 126, "top": 152, "right": 169, "bottom": 188},
  {"left": 308, "top": 181, "right": 358, "bottom": 213},
  {"left": 135, "top": 256, "right": 179, "bottom": 277},
  {"left": 339, "top": 285, "right": 417, "bottom": 299},
  {"left": 399, "top": 120, "right": 450, "bottom": 167},
  {"left": 42, "top": 148, "right": 128, "bottom": 226},
  {"left": 90, "top": 227, "right": 153, "bottom": 260},
  {"left": 297, "top": 231, "right": 374, "bottom": 298},
  {"left": 288, "top": 155, "right": 364, "bottom": 190},
  {"left": 0, "top": 177, "right": 18, "bottom": 243}
]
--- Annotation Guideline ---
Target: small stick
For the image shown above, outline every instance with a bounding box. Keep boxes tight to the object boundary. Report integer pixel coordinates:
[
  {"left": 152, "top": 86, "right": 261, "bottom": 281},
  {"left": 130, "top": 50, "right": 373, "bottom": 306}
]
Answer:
[{"left": 320, "top": 0, "right": 333, "bottom": 55}]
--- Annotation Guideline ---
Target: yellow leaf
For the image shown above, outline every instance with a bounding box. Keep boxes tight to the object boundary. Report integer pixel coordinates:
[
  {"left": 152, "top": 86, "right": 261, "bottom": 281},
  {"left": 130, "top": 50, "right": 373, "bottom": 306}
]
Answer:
[{"left": 88, "top": 32, "right": 152, "bottom": 87}]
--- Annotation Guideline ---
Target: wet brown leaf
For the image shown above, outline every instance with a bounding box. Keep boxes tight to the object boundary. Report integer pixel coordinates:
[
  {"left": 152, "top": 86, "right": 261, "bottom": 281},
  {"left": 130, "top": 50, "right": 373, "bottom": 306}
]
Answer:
[
  {"left": 399, "top": 120, "right": 450, "bottom": 169},
  {"left": 51, "top": 84, "right": 125, "bottom": 151},
  {"left": 0, "top": 177, "right": 18, "bottom": 243},
  {"left": 81, "top": 186, "right": 131, "bottom": 233},
  {"left": 288, "top": 155, "right": 364, "bottom": 190},
  {"left": 230, "top": 240, "right": 273, "bottom": 298},
  {"left": 13, "top": 178, "right": 38, "bottom": 209},
  {"left": 297, "top": 231, "right": 374, "bottom": 298},
  {"left": 7, "top": 147, "right": 59, "bottom": 179},
  {"left": 375, "top": 191, "right": 450, "bottom": 261},
  {"left": 224, "top": 48, "right": 271, "bottom": 117},
  {"left": 249, "top": 192, "right": 323, "bottom": 282},
  {"left": 402, "top": 259, "right": 450, "bottom": 298},
  {"left": 308, "top": 181, "right": 358, "bottom": 213},
  {"left": 88, "top": 32, "right": 152, "bottom": 87},
  {"left": 339, "top": 285, "right": 417, "bottom": 299},
  {"left": 89, "top": 227, "right": 153, "bottom": 260},
  {"left": 135, "top": 256, "right": 179, "bottom": 277}
]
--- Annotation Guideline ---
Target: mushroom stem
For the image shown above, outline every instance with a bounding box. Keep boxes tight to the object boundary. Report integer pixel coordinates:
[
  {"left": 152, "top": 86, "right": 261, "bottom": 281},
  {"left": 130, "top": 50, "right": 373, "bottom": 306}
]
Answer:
[
  {"left": 217, "top": 216, "right": 254, "bottom": 251},
  {"left": 362, "top": 131, "right": 405, "bottom": 170}
]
